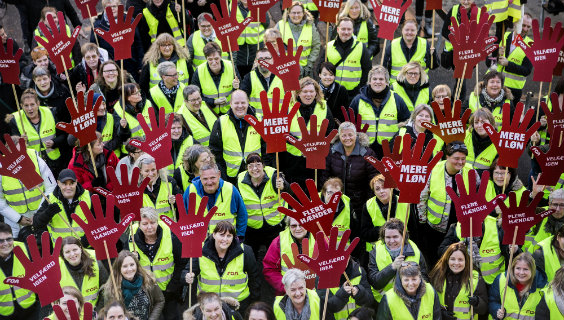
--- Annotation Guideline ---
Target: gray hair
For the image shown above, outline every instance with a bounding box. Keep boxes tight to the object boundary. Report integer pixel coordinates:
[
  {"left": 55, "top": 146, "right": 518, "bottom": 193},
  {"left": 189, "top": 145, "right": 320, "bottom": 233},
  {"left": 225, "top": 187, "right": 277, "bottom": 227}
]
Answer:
[
  {"left": 139, "top": 207, "right": 158, "bottom": 222},
  {"left": 197, "top": 13, "right": 212, "bottom": 25},
  {"left": 32, "top": 66, "right": 49, "bottom": 80},
  {"left": 368, "top": 65, "right": 389, "bottom": 84},
  {"left": 182, "top": 145, "right": 215, "bottom": 174},
  {"left": 157, "top": 61, "right": 176, "bottom": 77},
  {"left": 282, "top": 269, "right": 306, "bottom": 288},
  {"left": 550, "top": 188, "right": 564, "bottom": 202},
  {"left": 338, "top": 121, "right": 357, "bottom": 136},
  {"left": 183, "top": 85, "right": 201, "bottom": 101},
  {"left": 199, "top": 163, "right": 220, "bottom": 174}
]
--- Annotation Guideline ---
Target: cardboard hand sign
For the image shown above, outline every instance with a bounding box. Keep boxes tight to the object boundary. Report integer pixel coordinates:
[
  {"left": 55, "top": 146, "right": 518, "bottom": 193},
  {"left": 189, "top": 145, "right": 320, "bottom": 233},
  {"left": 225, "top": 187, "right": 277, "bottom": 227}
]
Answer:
[
  {"left": 72, "top": 195, "right": 135, "bottom": 260},
  {"left": 94, "top": 5, "right": 142, "bottom": 61},
  {"left": 382, "top": 133, "right": 443, "bottom": 203},
  {"left": 515, "top": 17, "right": 564, "bottom": 83},
  {"left": 531, "top": 128, "right": 564, "bottom": 186},
  {"left": 281, "top": 238, "right": 318, "bottom": 290},
  {"left": 371, "top": 0, "right": 413, "bottom": 40},
  {"left": 205, "top": 0, "right": 252, "bottom": 52},
  {"left": 94, "top": 165, "right": 150, "bottom": 221},
  {"left": 484, "top": 103, "right": 540, "bottom": 168},
  {"left": 4, "top": 232, "right": 63, "bottom": 306},
  {"left": 247, "top": 0, "right": 277, "bottom": 23},
  {"left": 48, "top": 300, "right": 93, "bottom": 320},
  {"left": 279, "top": 179, "right": 340, "bottom": 236},
  {"left": 285, "top": 115, "right": 338, "bottom": 169},
  {"left": 500, "top": 191, "right": 555, "bottom": 245},
  {"left": 365, "top": 139, "right": 402, "bottom": 188},
  {"left": 161, "top": 193, "right": 216, "bottom": 258},
  {"left": 128, "top": 107, "right": 174, "bottom": 170},
  {"left": 0, "top": 37, "right": 23, "bottom": 85},
  {"left": 312, "top": 0, "right": 343, "bottom": 23},
  {"left": 541, "top": 92, "right": 564, "bottom": 137},
  {"left": 422, "top": 98, "right": 471, "bottom": 144},
  {"left": 259, "top": 38, "right": 302, "bottom": 91},
  {"left": 34, "top": 11, "right": 81, "bottom": 74},
  {"left": 244, "top": 88, "right": 300, "bottom": 153},
  {"left": 0, "top": 134, "right": 44, "bottom": 190},
  {"left": 448, "top": 5, "right": 497, "bottom": 79},
  {"left": 447, "top": 170, "right": 506, "bottom": 238},
  {"left": 74, "top": 0, "right": 99, "bottom": 19},
  {"left": 554, "top": 44, "right": 564, "bottom": 77},
  {"left": 341, "top": 106, "right": 369, "bottom": 133},
  {"left": 297, "top": 227, "right": 359, "bottom": 289},
  {"left": 56, "top": 91, "right": 102, "bottom": 146}
]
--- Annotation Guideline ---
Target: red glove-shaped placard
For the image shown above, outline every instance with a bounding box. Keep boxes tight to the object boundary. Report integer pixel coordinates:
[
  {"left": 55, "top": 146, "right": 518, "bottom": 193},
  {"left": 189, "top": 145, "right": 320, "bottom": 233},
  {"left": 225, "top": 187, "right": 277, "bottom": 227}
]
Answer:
[
  {"left": 364, "top": 138, "right": 402, "bottom": 188},
  {"left": 248, "top": 0, "right": 277, "bottom": 23},
  {"left": 449, "top": 6, "right": 497, "bottom": 79},
  {"left": 0, "top": 37, "right": 23, "bottom": 85},
  {"left": 554, "top": 42, "right": 564, "bottom": 76},
  {"left": 515, "top": 17, "right": 564, "bottom": 83},
  {"left": 161, "top": 193, "right": 216, "bottom": 258},
  {"left": 205, "top": 0, "right": 252, "bottom": 53},
  {"left": 447, "top": 170, "right": 506, "bottom": 238},
  {"left": 245, "top": 88, "right": 300, "bottom": 153},
  {"left": 0, "top": 134, "right": 44, "bottom": 190},
  {"left": 34, "top": 11, "right": 81, "bottom": 74},
  {"left": 370, "top": 0, "right": 413, "bottom": 40},
  {"left": 72, "top": 195, "right": 135, "bottom": 260},
  {"left": 281, "top": 238, "right": 318, "bottom": 290},
  {"left": 279, "top": 179, "right": 340, "bottom": 236},
  {"left": 500, "top": 191, "right": 555, "bottom": 245},
  {"left": 484, "top": 103, "right": 540, "bottom": 168},
  {"left": 56, "top": 90, "right": 102, "bottom": 147},
  {"left": 312, "top": 0, "right": 343, "bottom": 23},
  {"left": 4, "top": 232, "right": 63, "bottom": 307},
  {"left": 425, "top": 0, "right": 442, "bottom": 11},
  {"left": 541, "top": 92, "right": 564, "bottom": 137},
  {"left": 297, "top": 227, "right": 359, "bottom": 289},
  {"left": 74, "top": 0, "right": 99, "bottom": 19},
  {"left": 47, "top": 300, "right": 93, "bottom": 320},
  {"left": 94, "top": 165, "right": 150, "bottom": 221},
  {"left": 129, "top": 107, "right": 173, "bottom": 170},
  {"left": 259, "top": 38, "right": 302, "bottom": 92},
  {"left": 285, "top": 115, "right": 338, "bottom": 169},
  {"left": 422, "top": 98, "right": 471, "bottom": 144},
  {"left": 341, "top": 106, "right": 369, "bottom": 133},
  {"left": 382, "top": 133, "right": 443, "bottom": 203},
  {"left": 94, "top": 5, "right": 142, "bottom": 61},
  {"left": 531, "top": 128, "right": 564, "bottom": 186}
]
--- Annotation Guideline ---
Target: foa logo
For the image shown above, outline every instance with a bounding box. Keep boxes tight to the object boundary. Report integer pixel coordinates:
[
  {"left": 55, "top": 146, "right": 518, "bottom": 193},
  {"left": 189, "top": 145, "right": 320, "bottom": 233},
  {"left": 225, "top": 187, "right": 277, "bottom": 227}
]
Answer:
[
  {"left": 482, "top": 248, "right": 495, "bottom": 254},
  {"left": 226, "top": 271, "right": 239, "bottom": 276}
]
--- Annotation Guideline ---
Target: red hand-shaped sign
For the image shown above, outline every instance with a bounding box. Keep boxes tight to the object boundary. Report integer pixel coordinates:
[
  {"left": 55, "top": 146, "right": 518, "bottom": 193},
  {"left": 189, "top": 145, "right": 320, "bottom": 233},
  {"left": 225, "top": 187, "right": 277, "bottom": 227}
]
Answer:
[
  {"left": 279, "top": 179, "right": 340, "bottom": 236},
  {"left": 248, "top": 0, "right": 277, "bottom": 23},
  {"left": 128, "top": 107, "right": 174, "bottom": 170},
  {"left": 161, "top": 193, "right": 216, "bottom": 258},
  {"left": 515, "top": 17, "right": 564, "bottom": 83},
  {"left": 34, "top": 11, "right": 81, "bottom": 74},
  {"left": 426, "top": 0, "right": 442, "bottom": 11},
  {"left": 541, "top": 92, "right": 564, "bottom": 137},
  {"left": 72, "top": 195, "right": 135, "bottom": 260},
  {"left": 297, "top": 227, "right": 359, "bottom": 289},
  {"left": 448, "top": 5, "right": 497, "bottom": 79},
  {"left": 244, "top": 88, "right": 300, "bottom": 153},
  {"left": 422, "top": 98, "right": 471, "bottom": 144},
  {"left": 205, "top": 0, "right": 252, "bottom": 52},
  {"left": 48, "top": 300, "right": 93, "bottom": 320},
  {"left": 312, "top": 0, "right": 343, "bottom": 23},
  {"left": 285, "top": 115, "right": 337, "bottom": 170},
  {"left": 259, "top": 38, "right": 302, "bottom": 92},
  {"left": 364, "top": 138, "right": 402, "bottom": 188},
  {"left": 483, "top": 103, "right": 540, "bottom": 168},
  {"left": 74, "top": 0, "right": 99, "bottom": 19},
  {"left": 56, "top": 90, "right": 102, "bottom": 147},
  {"left": 554, "top": 43, "right": 564, "bottom": 77},
  {"left": 94, "top": 164, "right": 150, "bottom": 221},
  {"left": 341, "top": 106, "right": 369, "bottom": 133},
  {"left": 281, "top": 238, "right": 318, "bottom": 290},
  {"left": 531, "top": 128, "right": 564, "bottom": 186},
  {"left": 447, "top": 170, "right": 506, "bottom": 238},
  {"left": 370, "top": 0, "right": 413, "bottom": 40},
  {"left": 94, "top": 5, "right": 142, "bottom": 61},
  {"left": 0, "top": 37, "right": 23, "bottom": 85},
  {"left": 4, "top": 232, "right": 63, "bottom": 307},
  {"left": 382, "top": 133, "right": 443, "bottom": 203},
  {"left": 500, "top": 191, "right": 555, "bottom": 245},
  {"left": 0, "top": 134, "right": 44, "bottom": 190}
]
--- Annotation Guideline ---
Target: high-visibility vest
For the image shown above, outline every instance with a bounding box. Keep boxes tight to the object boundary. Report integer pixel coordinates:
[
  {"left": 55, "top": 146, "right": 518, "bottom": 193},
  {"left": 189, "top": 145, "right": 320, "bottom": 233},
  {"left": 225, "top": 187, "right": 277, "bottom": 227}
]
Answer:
[
  {"left": 0, "top": 242, "right": 37, "bottom": 316},
  {"left": 13, "top": 107, "right": 61, "bottom": 160},
  {"left": 142, "top": 180, "right": 175, "bottom": 220},
  {"left": 364, "top": 196, "right": 409, "bottom": 252},
  {"left": 100, "top": 113, "right": 117, "bottom": 156},
  {"left": 437, "top": 270, "right": 480, "bottom": 319},
  {"left": 485, "top": 180, "right": 526, "bottom": 208},
  {"left": 455, "top": 216, "right": 504, "bottom": 285},
  {"left": 188, "top": 182, "right": 235, "bottom": 233},
  {"left": 468, "top": 94, "right": 508, "bottom": 130},
  {"left": 357, "top": 94, "right": 400, "bottom": 145},
  {"left": 198, "top": 244, "right": 249, "bottom": 300},
  {"left": 485, "top": 0, "right": 521, "bottom": 22},
  {"left": 148, "top": 59, "right": 190, "bottom": 89},
  {"left": 330, "top": 268, "right": 362, "bottom": 320},
  {"left": 130, "top": 228, "right": 175, "bottom": 290},
  {"left": 464, "top": 130, "right": 497, "bottom": 171},
  {"left": 538, "top": 95, "right": 554, "bottom": 145},
  {"left": 248, "top": 72, "right": 284, "bottom": 117},
  {"left": 356, "top": 21, "right": 369, "bottom": 45},
  {"left": 537, "top": 236, "right": 562, "bottom": 282},
  {"left": 113, "top": 100, "right": 153, "bottom": 154},
  {"left": 385, "top": 282, "right": 435, "bottom": 319},
  {"left": 332, "top": 195, "right": 351, "bottom": 244},
  {"left": 177, "top": 104, "right": 217, "bottom": 146},
  {"left": 59, "top": 249, "right": 100, "bottom": 305},
  {"left": 198, "top": 60, "right": 235, "bottom": 115},
  {"left": 279, "top": 228, "right": 315, "bottom": 274},
  {"left": 179, "top": 167, "right": 191, "bottom": 191},
  {"left": 287, "top": 102, "right": 328, "bottom": 156},
  {"left": 327, "top": 40, "right": 363, "bottom": 91},
  {"left": 496, "top": 273, "right": 542, "bottom": 320},
  {"left": 236, "top": 6, "right": 264, "bottom": 45},
  {"left": 524, "top": 218, "right": 551, "bottom": 253},
  {"left": 191, "top": 31, "right": 228, "bottom": 70},
  {"left": 496, "top": 32, "right": 531, "bottom": 90},
  {"left": 273, "top": 289, "right": 320, "bottom": 320},
  {"left": 142, "top": 6, "right": 186, "bottom": 46},
  {"left": 34, "top": 26, "right": 75, "bottom": 67},
  {"left": 372, "top": 239, "right": 420, "bottom": 302},
  {"left": 149, "top": 83, "right": 185, "bottom": 114},
  {"left": 1, "top": 149, "right": 44, "bottom": 214},
  {"left": 390, "top": 37, "right": 428, "bottom": 82},
  {"left": 277, "top": 21, "right": 313, "bottom": 67},
  {"left": 47, "top": 191, "right": 91, "bottom": 241},
  {"left": 542, "top": 287, "right": 564, "bottom": 320},
  {"left": 219, "top": 115, "right": 262, "bottom": 178},
  {"left": 391, "top": 82, "right": 429, "bottom": 112},
  {"left": 237, "top": 167, "right": 284, "bottom": 229},
  {"left": 297, "top": 0, "right": 318, "bottom": 12}
]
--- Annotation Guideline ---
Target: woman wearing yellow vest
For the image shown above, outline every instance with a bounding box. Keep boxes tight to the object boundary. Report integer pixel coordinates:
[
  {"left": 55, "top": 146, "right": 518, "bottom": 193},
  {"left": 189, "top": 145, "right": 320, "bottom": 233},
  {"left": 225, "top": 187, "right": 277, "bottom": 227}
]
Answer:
[
  {"left": 173, "top": 145, "right": 214, "bottom": 192},
  {"left": 376, "top": 262, "right": 442, "bottom": 319},
  {"left": 320, "top": 178, "right": 353, "bottom": 244},
  {"left": 485, "top": 159, "right": 527, "bottom": 217},
  {"left": 47, "top": 286, "right": 86, "bottom": 320},
  {"left": 488, "top": 252, "right": 547, "bottom": 320},
  {"left": 148, "top": 61, "right": 186, "bottom": 114},
  {"left": 89, "top": 93, "right": 126, "bottom": 157},
  {"left": 178, "top": 85, "right": 217, "bottom": 147},
  {"left": 168, "top": 113, "right": 195, "bottom": 176},
  {"left": 391, "top": 62, "right": 431, "bottom": 112},
  {"left": 390, "top": 104, "right": 443, "bottom": 155},
  {"left": 532, "top": 226, "right": 564, "bottom": 283},
  {"left": 335, "top": 0, "right": 379, "bottom": 58},
  {"left": 464, "top": 108, "right": 497, "bottom": 174},
  {"left": 273, "top": 269, "right": 321, "bottom": 320},
  {"left": 183, "top": 292, "right": 243, "bottom": 320},
  {"left": 536, "top": 267, "right": 564, "bottom": 319},
  {"left": 429, "top": 242, "right": 488, "bottom": 320},
  {"left": 183, "top": 221, "right": 260, "bottom": 313}
]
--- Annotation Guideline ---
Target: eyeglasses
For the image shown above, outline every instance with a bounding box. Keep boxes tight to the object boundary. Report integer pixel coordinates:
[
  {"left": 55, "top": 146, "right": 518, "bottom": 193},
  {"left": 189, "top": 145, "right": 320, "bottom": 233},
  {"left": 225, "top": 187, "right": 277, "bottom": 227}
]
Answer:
[
  {"left": 164, "top": 73, "right": 178, "bottom": 77},
  {"left": 406, "top": 72, "right": 420, "bottom": 77},
  {"left": 159, "top": 43, "right": 174, "bottom": 48},
  {"left": 0, "top": 237, "right": 14, "bottom": 244},
  {"left": 103, "top": 69, "right": 118, "bottom": 74},
  {"left": 550, "top": 202, "right": 564, "bottom": 209},
  {"left": 448, "top": 144, "right": 467, "bottom": 153},
  {"left": 257, "top": 57, "right": 273, "bottom": 61},
  {"left": 493, "top": 171, "right": 509, "bottom": 177}
]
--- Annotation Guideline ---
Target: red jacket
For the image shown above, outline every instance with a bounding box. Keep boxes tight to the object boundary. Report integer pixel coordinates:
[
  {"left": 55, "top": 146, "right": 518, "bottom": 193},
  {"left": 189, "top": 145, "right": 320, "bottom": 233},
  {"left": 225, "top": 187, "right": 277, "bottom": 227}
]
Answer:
[
  {"left": 68, "top": 147, "right": 119, "bottom": 192},
  {"left": 262, "top": 235, "right": 285, "bottom": 296}
]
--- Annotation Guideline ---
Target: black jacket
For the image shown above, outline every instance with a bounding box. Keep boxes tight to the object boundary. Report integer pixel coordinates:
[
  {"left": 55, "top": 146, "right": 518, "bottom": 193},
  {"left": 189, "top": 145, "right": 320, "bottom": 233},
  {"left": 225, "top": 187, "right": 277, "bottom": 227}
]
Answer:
[
  {"left": 34, "top": 80, "right": 72, "bottom": 124},
  {"left": 322, "top": 82, "right": 350, "bottom": 124}
]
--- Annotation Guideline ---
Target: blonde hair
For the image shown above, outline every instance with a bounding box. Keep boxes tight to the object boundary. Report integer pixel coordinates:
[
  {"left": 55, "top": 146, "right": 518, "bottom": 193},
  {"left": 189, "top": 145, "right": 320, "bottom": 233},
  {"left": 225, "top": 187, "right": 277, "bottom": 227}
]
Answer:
[
  {"left": 396, "top": 62, "right": 428, "bottom": 84},
  {"left": 281, "top": 2, "right": 314, "bottom": 24},
  {"left": 338, "top": 0, "right": 371, "bottom": 21},
  {"left": 142, "top": 33, "right": 190, "bottom": 65},
  {"left": 293, "top": 77, "right": 325, "bottom": 106},
  {"left": 103, "top": 251, "right": 157, "bottom": 304},
  {"left": 140, "top": 207, "right": 159, "bottom": 222}
]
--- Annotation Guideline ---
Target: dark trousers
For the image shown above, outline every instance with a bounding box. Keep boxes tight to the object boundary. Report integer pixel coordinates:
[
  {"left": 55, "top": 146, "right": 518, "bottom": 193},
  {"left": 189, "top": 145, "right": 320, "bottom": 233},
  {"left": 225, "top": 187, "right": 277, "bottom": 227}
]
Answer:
[{"left": 245, "top": 223, "right": 284, "bottom": 262}]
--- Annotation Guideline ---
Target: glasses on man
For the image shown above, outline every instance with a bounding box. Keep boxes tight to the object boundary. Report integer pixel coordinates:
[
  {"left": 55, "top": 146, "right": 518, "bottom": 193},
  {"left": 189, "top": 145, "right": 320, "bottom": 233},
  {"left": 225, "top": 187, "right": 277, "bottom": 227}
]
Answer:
[
  {"left": 550, "top": 202, "right": 564, "bottom": 209},
  {"left": 0, "top": 237, "right": 14, "bottom": 244},
  {"left": 164, "top": 73, "right": 179, "bottom": 78}
]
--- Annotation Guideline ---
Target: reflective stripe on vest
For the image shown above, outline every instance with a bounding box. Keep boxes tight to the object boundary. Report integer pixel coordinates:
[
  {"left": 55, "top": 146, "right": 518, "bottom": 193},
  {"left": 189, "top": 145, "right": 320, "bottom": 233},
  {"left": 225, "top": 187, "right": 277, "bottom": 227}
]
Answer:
[
  {"left": 13, "top": 107, "right": 61, "bottom": 160},
  {"left": 149, "top": 83, "right": 185, "bottom": 114},
  {"left": 0, "top": 242, "right": 36, "bottom": 315},
  {"left": 329, "top": 270, "right": 362, "bottom": 320},
  {"left": 364, "top": 196, "right": 408, "bottom": 251},
  {"left": 131, "top": 228, "right": 175, "bottom": 290},
  {"left": 286, "top": 102, "right": 328, "bottom": 156},
  {"left": 219, "top": 115, "right": 262, "bottom": 177},
  {"left": 391, "top": 82, "right": 429, "bottom": 112},
  {"left": 273, "top": 289, "right": 320, "bottom": 320},
  {"left": 327, "top": 40, "right": 363, "bottom": 90},
  {"left": 47, "top": 191, "right": 91, "bottom": 241},
  {"left": 333, "top": 195, "right": 351, "bottom": 243},
  {"left": 497, "top": 272, "right": 541, "bottom": 320},
  {"left": 248, "top": 71, "right": 284, "bottom": 115},
  {"left": 279, "top": 228, "right": 316, "bottom": 274},
  {"left": 236, "top": 7, "right": 264, "bottom": 45},
  {"left": 386, "top": 282, "right": 435, "bottom": 319},
  {"left": 198, "top": 60, "right": 235, "bottom": 115},
  {"left": 142, "top": 7, "right": 186, "bottom": 46},
  {"left": 464, "top": 130, "right": 497, "bottom": 170},
  {"left": 177, "top": 104, "right": 217, "bottom": 146},
  {"left": 142, "top": 181, "right": 174, "bottom": 220},
  {"left": 495, "top": 32, "right": 530, "bottom": 90},
  {"left": 437, "top": 271, "right": 479, "bottom": 319},
  {"left": 198, "top": 244, "right": 249, "bottom": 300},
  {"left": 485, "top": 0, "right": 521, "bottom": 22},
  {"left": 467, "top": 94, "right": 507, "bottom": 129},
  {"left": 59, "top": 249, "right": 100, "bottom": 305},
  {"left": 358, "top": 95, "right": 400, "bottom": 145},
  {"left": 390, "top": 37, "right": 428, "bottom": 82},
  {"left": 148, "top": 59, "right": 190, "bottom": 89},
  {"left": 278, "top": 21, "right": 313, "bottom": 67},
  {"left": 538, "top": 236, "right": 561, "bottom": 282},
  {"left": 188, "top": 183, "right": 235, "bottom": 232},
  {"left": 1, "top": 149, "right": 44, "bottom": 214}
]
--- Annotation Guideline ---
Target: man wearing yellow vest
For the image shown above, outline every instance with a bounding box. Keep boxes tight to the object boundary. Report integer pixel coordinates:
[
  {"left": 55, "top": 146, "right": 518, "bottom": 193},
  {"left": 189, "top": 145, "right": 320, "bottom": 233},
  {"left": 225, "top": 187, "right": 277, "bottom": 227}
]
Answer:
[
  {"left": 0, "top": 222, "right": 39, "bottom": 319},
  {"left": 178, "top": 85, "right": 217, "bottom": 147},
  {"left": 148, "top": 61, "right": 186, "bottom": 114},
  {"left": 187, "top": 14, "right": 228, "bottom": 72},
  {"left": 233, "top": 0, "right": 270, "bottom": 79}
]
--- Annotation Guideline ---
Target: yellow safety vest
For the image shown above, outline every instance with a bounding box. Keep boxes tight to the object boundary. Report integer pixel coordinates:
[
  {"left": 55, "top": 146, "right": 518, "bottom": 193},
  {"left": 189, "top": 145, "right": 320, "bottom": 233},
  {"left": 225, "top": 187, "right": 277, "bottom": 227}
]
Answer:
[
  {"left": 198, "top": 244, "right": 249, "bottom": 300},
  {"left": 166, "top": 135, "right": 195, "bottom": 176},
  {"left": 142, "top": 6, "right": 186, "bottom": 46},
  {"left": 13, "top": 107, "right": 61, "bottom": 160},
  {"left": 142, "top": 180, "right": 175, "bottom": 220},
  {"left": 1, "top": 149, "right": 44, "bottom": 214},
  {"left": 437, "top": 270, "right": 480, "bottom": 319},
  {"left": 59, "top": 249, "right": 100, "bottom": 305},
  {"left": 464, "top": 130, "right": 497, "bottom": 171},
  {"left": 113, "top": 100, "right": 153, "bottom": 154},
  {"left": 496, "top": 32, "right": 531, "bottom": 90},
  {"left": 219, "top": 114, "right": 262, "bottom": 178},
  {"left": 524, "top": 218, "right": 551, "bottom": 253},
  {"left": 277, "top": 21, "right": 313, "bottom": 67},
  {"left": 485, "top": 0, "right": 521, "bottom": 22},
  {"left": 188, "top": 182, "right": 235, "bottom": 233},
  {"left": 330, "top": 269, "right": 362, "bottom": 320},
  {"left": 177, "top": 104, "right": 217, "bottom": 146},
  {"left": 191, "top": 31, "right": 228, "bottom": 70},
  {"left": 149, "top": 83, "right": 185, "bottom": 114},
  {"left": 286, "top": 102, "right": 328, "bottom": 156},
  {"left": 390, "top": 37, "right": 428, "bottom": 82},
  {"left": 236, "top": 6, "right": 264, "bottom": 45},
  {"left": 237, "top": 167, "right": 284, "bottom": 229},
  {"left": 273, "top": 289, "right": 320, "bottom": 320},
  {"left": 358, "top": 94, "right": 400, "bottom": 145},
  {"left": 100, "top": 113, "right": 117, "bottom": 156},
  {"left": 198, "top": 60, "right": 235, "bottom": 115},
  {"left": 385, "top": 282, "right": 435, "bottom": 319},
  {"left": 130, "top": 227, "right": 175, "bottom": 290},
  {"left": 47, "top": 191, "right": 91, "bottom": 241},
  {"left": 537, "top": 236, "right": 562, "bottom": 282},
  {"left": 327, "top": 39, "right": 363, "bottom": 90},
  {"left": 332, "top": 195, "right": 351, "bottom": 244},
  {"left": 497, "top": 273, "right": 542, "bottom": 320},
  {"left": 279, "top": 228, "right": 316, "bottom": 274},
  {"left": 0, "top": 242, "right": 36, "bottom": 316},
  {"left": 542, "top": 287, "right": 564, "bottom": 320},
  {"left": 364, "top": 196, "right": 409, "bottom": 252},
  {"left": 468, "top": 94, "right": 509, "bottom": 130},
  {"left": 248, "top": 71, "right": 284, "bottom": 117},
  {"left": 148, "top": 59, "right": 190, "bottom": 89},
  {"left": 391, "top": 82, "right": 429, "bottom": 112},
  {"left": 356, "top": 21, "right": 369, "bottom": 45}
]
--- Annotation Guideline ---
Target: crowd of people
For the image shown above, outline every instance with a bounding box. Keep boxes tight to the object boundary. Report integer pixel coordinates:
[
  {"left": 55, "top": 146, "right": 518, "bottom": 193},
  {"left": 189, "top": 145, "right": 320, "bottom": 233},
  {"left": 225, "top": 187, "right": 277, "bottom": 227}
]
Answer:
[{"left": 0, "top": 0, "right": 563, "bottom": 319}]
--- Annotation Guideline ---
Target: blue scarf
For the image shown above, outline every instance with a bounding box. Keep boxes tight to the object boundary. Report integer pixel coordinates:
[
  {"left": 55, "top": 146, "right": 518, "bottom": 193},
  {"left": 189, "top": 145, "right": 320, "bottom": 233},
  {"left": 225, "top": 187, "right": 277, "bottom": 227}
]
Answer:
[{"left": 122, "top": 275, "right": 143, "bottom": 306}]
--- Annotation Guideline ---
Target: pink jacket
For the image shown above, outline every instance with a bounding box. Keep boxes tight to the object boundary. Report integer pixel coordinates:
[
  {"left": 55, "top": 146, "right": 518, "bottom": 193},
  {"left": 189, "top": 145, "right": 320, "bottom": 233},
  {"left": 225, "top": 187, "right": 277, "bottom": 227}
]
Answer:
[{"left": 262, "top": 235, "right": 285, "bottom": 296}]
